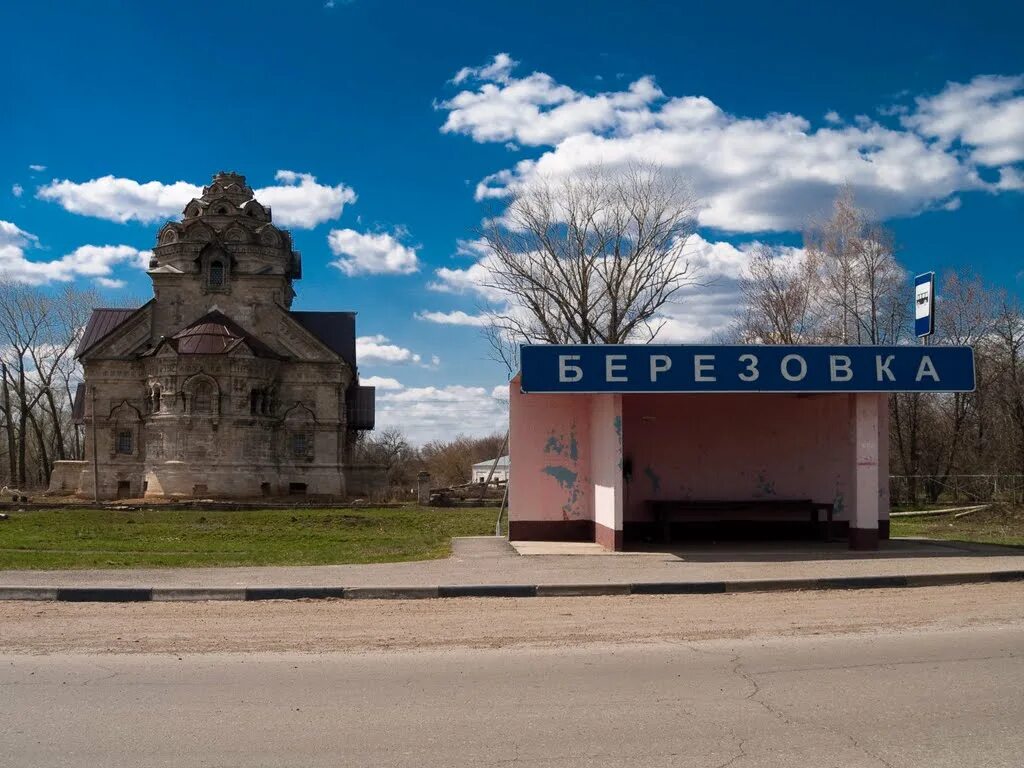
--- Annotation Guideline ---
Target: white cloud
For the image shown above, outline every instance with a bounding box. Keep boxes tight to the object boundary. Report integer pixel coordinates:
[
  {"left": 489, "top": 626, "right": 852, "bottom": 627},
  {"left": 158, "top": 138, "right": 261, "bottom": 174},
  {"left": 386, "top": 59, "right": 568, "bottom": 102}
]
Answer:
[
  {"left": 37, "top": 177, "right": 203, "bottom": 224},
  {"left": 824, "top": 110, "right": 841, "bottom": 124},
  {"left": 440, "top": 62, "right": 663, "bottom": 147},
  {"left": 328, "top": 229, "right": 419, "bottom": 276},
  {"left": 11, "top": 184, "right": 23, "bottom": 198},
  {"left": 997, "top": 166, "right": 1024, "bottom": 191},
  {"left": 95, "top": 277, "right": 126, "bottom": 289},
  {"left": 358, "top": 334, "right": 421, "bottom": 364},
  {"left": 28, "top": 164, "right": 46, "bottom": 172},
  {"left": 491, "top": 384, "right": 510, "bottom": 400},
  {"left": 360, "top": 375, "right": 404, "bottom": 390},
  {"left": 0, "top": 222, "right": 151, "bottom": 286},
  {"left": 438, "top": 58, "right": 1024, "bottom": 233},
  {"left": 452, "top": 52, "right": 519, "bottom": 85},
  {"left": 376, "top": 384, "right": 509, "bottom": 444},
  {"left": 414, "top": 309, "right": 490, "bottom": 326},
  {"left": 903, "top": 74, "right": 1024, "bottom": 166},
  {"left": 36, "top": 170, "right": 356, "bottom": 229},
  {"left": 356, "top": 334, "right": 438, "bottom": 368},
  {"left": 255, "top": 170, "right": 357, "bottom": 229},
  {"left": 0, "top": 221, "right": 38, "bottom": 249}
]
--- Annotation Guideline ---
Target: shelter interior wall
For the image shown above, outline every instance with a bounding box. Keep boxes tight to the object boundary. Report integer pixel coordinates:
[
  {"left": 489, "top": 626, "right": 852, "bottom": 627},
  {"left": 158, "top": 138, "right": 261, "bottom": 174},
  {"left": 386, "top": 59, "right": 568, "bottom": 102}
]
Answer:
[{"left": 620, "top": 393, "right": 854, "bottom": 522}]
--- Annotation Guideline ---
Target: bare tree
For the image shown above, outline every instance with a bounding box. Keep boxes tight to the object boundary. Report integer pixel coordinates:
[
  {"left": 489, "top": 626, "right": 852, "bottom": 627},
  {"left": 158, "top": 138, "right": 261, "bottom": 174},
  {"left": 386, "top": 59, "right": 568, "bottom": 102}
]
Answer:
[
  {"left": 479, "top": 164, "right": 699, "bottom": 362},
  {"left": 737, "top": 244, "right": 822, "bottom": 343},
  {"left": 0, "top": 281, "right": 104, "bottom": 486},
  {"left": 805, "top": 189, "right": 907, "bottom": 344}
]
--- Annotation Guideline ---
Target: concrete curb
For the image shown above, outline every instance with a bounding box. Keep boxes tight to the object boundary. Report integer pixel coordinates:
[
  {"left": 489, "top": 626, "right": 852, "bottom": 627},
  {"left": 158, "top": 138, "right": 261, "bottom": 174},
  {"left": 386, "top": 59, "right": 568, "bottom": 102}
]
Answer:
[{"left": 0, "top": 570, "right": 1021, "bottom": 602}]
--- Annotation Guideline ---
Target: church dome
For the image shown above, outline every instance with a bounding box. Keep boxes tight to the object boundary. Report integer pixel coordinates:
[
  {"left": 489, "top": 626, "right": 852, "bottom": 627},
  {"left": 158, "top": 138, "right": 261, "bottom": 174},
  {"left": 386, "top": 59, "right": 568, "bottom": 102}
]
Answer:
[{"left": 150, "top": 171, "right": 301, "bottom": 282}]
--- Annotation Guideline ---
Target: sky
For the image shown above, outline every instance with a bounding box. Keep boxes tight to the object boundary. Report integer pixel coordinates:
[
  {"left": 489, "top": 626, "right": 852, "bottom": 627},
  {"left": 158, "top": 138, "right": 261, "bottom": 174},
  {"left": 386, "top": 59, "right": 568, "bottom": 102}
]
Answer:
[{"left": 1, "top": 0, "right": 1022, "bottom": 443}]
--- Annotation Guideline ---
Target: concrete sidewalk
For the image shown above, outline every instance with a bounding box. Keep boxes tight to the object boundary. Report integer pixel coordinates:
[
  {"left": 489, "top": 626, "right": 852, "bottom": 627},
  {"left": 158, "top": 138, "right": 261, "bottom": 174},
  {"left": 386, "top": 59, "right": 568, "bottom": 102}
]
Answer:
[{"left": 1, "top": 537, "right": 1023, "bottom": 601}]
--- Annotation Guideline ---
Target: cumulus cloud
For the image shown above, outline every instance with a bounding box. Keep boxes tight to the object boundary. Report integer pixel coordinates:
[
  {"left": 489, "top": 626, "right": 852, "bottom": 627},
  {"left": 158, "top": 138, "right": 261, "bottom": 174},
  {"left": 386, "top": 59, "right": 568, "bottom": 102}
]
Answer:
[
  {"left": 375, "top": 384, "right": 509, "bottom": 444},
  {"left": 452, "top": 52, "right": 518, "bottom": 85},
  {"left": 328, "top": 229, "right": 420, "bottom": 275},
  {"left": 95, "top": 277, "right": 127, "bottom": 289},
  {"left": 255, "top": 170, "right": 357, "bottom": 229},
  {"left": 997, "top": 167, "right": 1024, "bottom": 191},
  {"left": 356, "top": 334, "right": 438, "bottom": 367},
  {"left": 438, "top": 57, "right": 1024, "bottom": 232},
  {"left": 37, "top": 177, "right": 204, "bottom": 225},
  {"left": 36, "top": 170, "right": 356, "bottom": 229},
  {"left": 11, "top": 184, "right": 23, "bottom": 198},
  {"left": 902, "top": 74, "right": 1024, "bottom": 166},
  {"left": 0, "top": 221, "right": 150, "bottom": 286},
  {"left": 414, "top": 309, "right": 490, "bottom": 326},
  {"left": 360, "top": 375, "right": 404, "bottom": 390}
]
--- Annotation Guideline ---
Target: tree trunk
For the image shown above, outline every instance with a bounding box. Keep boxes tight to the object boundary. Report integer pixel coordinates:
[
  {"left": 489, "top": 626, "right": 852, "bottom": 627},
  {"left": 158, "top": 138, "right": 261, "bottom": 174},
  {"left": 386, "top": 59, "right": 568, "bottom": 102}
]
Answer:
[
  {"left": 0, "top": 363, "right": 14, "bottom": 485},
  {"left": 28, "top": 409, "right": 50, "bottom": 487},
  {"left": 16, "top": 358, "right": 28, "bottom": 488}
]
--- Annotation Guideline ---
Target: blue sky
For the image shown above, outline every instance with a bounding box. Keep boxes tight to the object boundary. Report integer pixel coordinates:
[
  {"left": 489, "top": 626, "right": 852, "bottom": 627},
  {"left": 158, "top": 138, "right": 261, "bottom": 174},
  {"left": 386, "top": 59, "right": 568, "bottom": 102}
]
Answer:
[{"left": 2, "top": 1, "right": 1022, "bottom": 442}]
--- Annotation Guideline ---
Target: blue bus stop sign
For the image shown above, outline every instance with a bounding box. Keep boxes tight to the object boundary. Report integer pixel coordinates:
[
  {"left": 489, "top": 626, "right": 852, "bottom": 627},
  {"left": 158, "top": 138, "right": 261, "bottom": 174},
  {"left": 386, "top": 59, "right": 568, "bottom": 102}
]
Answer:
[
  {"left": 915, "top": 272, "right": 935, "bottom": 338},
  {"left": 520, "top": 344, "right": 975, "bottom": 394}
]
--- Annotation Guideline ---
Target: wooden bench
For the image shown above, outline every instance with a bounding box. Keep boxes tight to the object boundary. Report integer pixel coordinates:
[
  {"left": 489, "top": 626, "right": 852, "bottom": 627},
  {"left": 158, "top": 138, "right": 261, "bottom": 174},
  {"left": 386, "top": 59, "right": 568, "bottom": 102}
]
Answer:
[{"left": 646, "top": 499, "right": 835, "bottom": 544}]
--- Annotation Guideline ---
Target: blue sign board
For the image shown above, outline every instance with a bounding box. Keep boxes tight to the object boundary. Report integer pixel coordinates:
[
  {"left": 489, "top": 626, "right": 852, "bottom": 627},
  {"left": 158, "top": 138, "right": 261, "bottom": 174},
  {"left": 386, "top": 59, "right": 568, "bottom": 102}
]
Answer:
[
  {"left": 520, "top": 344, "right": 975, "bottom": 394},
  {"left": 915, "top": 272, "right": 935, "bottom": 338}
]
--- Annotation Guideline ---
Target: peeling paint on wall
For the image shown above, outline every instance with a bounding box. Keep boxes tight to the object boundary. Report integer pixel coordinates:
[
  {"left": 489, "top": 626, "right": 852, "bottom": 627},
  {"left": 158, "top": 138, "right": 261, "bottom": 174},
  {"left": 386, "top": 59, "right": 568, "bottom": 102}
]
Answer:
[
  {"left": 544, "top": 435, "right": 564, "bottom": 455},
  {"left": 543, "top": 465, "right": 582, "bottom": 518},
  {"left": 543, "top": 465, "right": 578, "bottom": 489}
]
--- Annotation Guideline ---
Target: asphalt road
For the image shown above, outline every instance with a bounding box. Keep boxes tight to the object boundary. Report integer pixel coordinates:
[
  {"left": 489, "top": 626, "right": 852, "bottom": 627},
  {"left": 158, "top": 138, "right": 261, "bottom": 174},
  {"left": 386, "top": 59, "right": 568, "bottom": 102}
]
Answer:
[{"left": 4, "top": 625, "right": 1023, "bottom": 767}]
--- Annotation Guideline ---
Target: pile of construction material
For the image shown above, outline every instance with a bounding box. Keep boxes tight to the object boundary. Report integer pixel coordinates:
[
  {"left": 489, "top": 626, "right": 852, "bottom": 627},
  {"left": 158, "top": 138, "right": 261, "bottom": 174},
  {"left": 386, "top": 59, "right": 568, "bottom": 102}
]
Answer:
[{"left": 429, "top": 479, "right": 506, "bottom": 507}]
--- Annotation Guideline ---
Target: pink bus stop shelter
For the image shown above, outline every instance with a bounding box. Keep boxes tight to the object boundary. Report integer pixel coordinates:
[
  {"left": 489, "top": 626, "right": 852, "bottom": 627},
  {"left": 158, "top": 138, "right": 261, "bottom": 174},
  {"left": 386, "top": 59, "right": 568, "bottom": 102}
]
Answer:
[
  {"left": 508, "top": 343, "right": 975, "bottom": 551},
  {"left": 509, "top": 385, "right": 889, "bottom": 550}
]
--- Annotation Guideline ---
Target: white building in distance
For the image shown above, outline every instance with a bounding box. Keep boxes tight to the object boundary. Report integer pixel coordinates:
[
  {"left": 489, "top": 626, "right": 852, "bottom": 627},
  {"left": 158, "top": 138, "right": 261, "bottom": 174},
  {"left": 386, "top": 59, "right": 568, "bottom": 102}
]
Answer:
[{"left": 472, "top": 455, "right": 510, "bottom": 483}]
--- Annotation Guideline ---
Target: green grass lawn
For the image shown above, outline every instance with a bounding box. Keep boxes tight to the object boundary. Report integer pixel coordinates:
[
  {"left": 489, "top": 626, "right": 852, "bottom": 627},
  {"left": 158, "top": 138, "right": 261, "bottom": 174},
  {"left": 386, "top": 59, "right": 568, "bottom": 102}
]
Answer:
[
  {"left": 0, "top": 506, "right": 500, "bottom": 570},
  {"left": 891, "top": 504, "right": 1024, "bottom": 548}
]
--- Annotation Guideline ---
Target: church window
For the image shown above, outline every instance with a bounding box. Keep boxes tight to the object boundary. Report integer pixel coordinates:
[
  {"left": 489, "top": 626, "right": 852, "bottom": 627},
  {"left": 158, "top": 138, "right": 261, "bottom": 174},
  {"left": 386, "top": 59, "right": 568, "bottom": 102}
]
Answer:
[
  {"left": 193, "top": 381, "right": 214, "bottom": 414},
  {"left": 291, "top": 432, "right": 310, "bottom": 458},
  {"left": 209, "top": 260, "right": 225, "bottom": 287},
  {"left": 152, "top": 387, "right": 161, "bottom": 413},
  {"left": 116, "top": 430, "right": 133, "bottom": 455}
]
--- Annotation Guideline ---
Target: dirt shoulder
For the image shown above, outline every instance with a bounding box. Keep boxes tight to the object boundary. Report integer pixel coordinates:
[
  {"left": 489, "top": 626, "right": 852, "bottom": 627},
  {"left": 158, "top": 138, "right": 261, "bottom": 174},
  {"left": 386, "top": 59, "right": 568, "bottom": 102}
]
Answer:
[{"left": 2, "top": 582, "right": 1022, "bottom": 655}]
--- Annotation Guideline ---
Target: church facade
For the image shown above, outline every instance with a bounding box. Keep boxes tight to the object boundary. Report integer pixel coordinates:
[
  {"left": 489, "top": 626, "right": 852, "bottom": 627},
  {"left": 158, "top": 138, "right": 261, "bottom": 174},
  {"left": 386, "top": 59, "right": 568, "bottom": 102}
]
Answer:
[{"left": 51, "top": 172, "right": 376, "bottom": 499}]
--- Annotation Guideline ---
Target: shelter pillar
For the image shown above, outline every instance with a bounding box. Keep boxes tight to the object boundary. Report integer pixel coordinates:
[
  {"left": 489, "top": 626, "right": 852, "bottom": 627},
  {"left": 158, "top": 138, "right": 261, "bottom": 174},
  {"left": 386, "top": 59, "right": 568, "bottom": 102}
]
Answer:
[
  {"left": 590, "top": 394, "right": 624, "bottom": 550},
  {"left": 850, "top": 393, "right": 882, "bottom": 550},
  {"left": 878, "top": 395, "right": 891, "bottom": 539}
]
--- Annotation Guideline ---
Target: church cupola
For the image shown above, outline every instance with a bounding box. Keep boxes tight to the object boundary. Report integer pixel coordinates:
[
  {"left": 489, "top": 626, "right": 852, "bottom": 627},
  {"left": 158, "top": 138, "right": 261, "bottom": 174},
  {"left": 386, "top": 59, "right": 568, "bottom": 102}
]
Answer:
[{"left": 149, "top": 172, "right": 302, "bottom": 303}]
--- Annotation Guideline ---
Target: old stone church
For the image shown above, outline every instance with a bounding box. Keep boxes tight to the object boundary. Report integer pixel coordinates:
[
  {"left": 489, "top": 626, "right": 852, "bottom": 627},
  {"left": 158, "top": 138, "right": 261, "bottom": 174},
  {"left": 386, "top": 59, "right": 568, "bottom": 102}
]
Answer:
[{"left": 50, "top": 172, "right": 377, "bottom": 499}]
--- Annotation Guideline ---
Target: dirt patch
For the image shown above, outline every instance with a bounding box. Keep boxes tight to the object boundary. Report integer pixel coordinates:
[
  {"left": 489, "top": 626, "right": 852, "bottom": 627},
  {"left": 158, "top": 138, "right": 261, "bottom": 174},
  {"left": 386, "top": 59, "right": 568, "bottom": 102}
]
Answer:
[{"left": 2, "top": 582, "right": 1022, "bottom": 655}]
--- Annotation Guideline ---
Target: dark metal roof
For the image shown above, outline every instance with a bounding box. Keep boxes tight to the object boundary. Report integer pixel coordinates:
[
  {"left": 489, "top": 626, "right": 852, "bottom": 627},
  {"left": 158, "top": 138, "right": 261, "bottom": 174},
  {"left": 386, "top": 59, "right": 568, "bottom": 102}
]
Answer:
[
  {"left": 289, "top": 311, "right": 356, "bottom": 370},
  {"left": 71, "top": 383, "right": 86, "bottom": 425},
  {"left": 76, "top": 307, "right": 141, "bottom": 358},
  {"left": 169, "top": 311, "right": 282, "bottom": 358}
]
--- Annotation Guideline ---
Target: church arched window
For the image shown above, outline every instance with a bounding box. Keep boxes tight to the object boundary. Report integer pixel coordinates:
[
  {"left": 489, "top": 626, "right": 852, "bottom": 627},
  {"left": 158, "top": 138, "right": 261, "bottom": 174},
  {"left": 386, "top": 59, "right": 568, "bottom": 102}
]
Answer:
[
  {"left": 193, "top": 381, "right": 213, "bottom": 414},
  {"left": 209, "top": 260, "right": 225, "bottom": 288}
]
